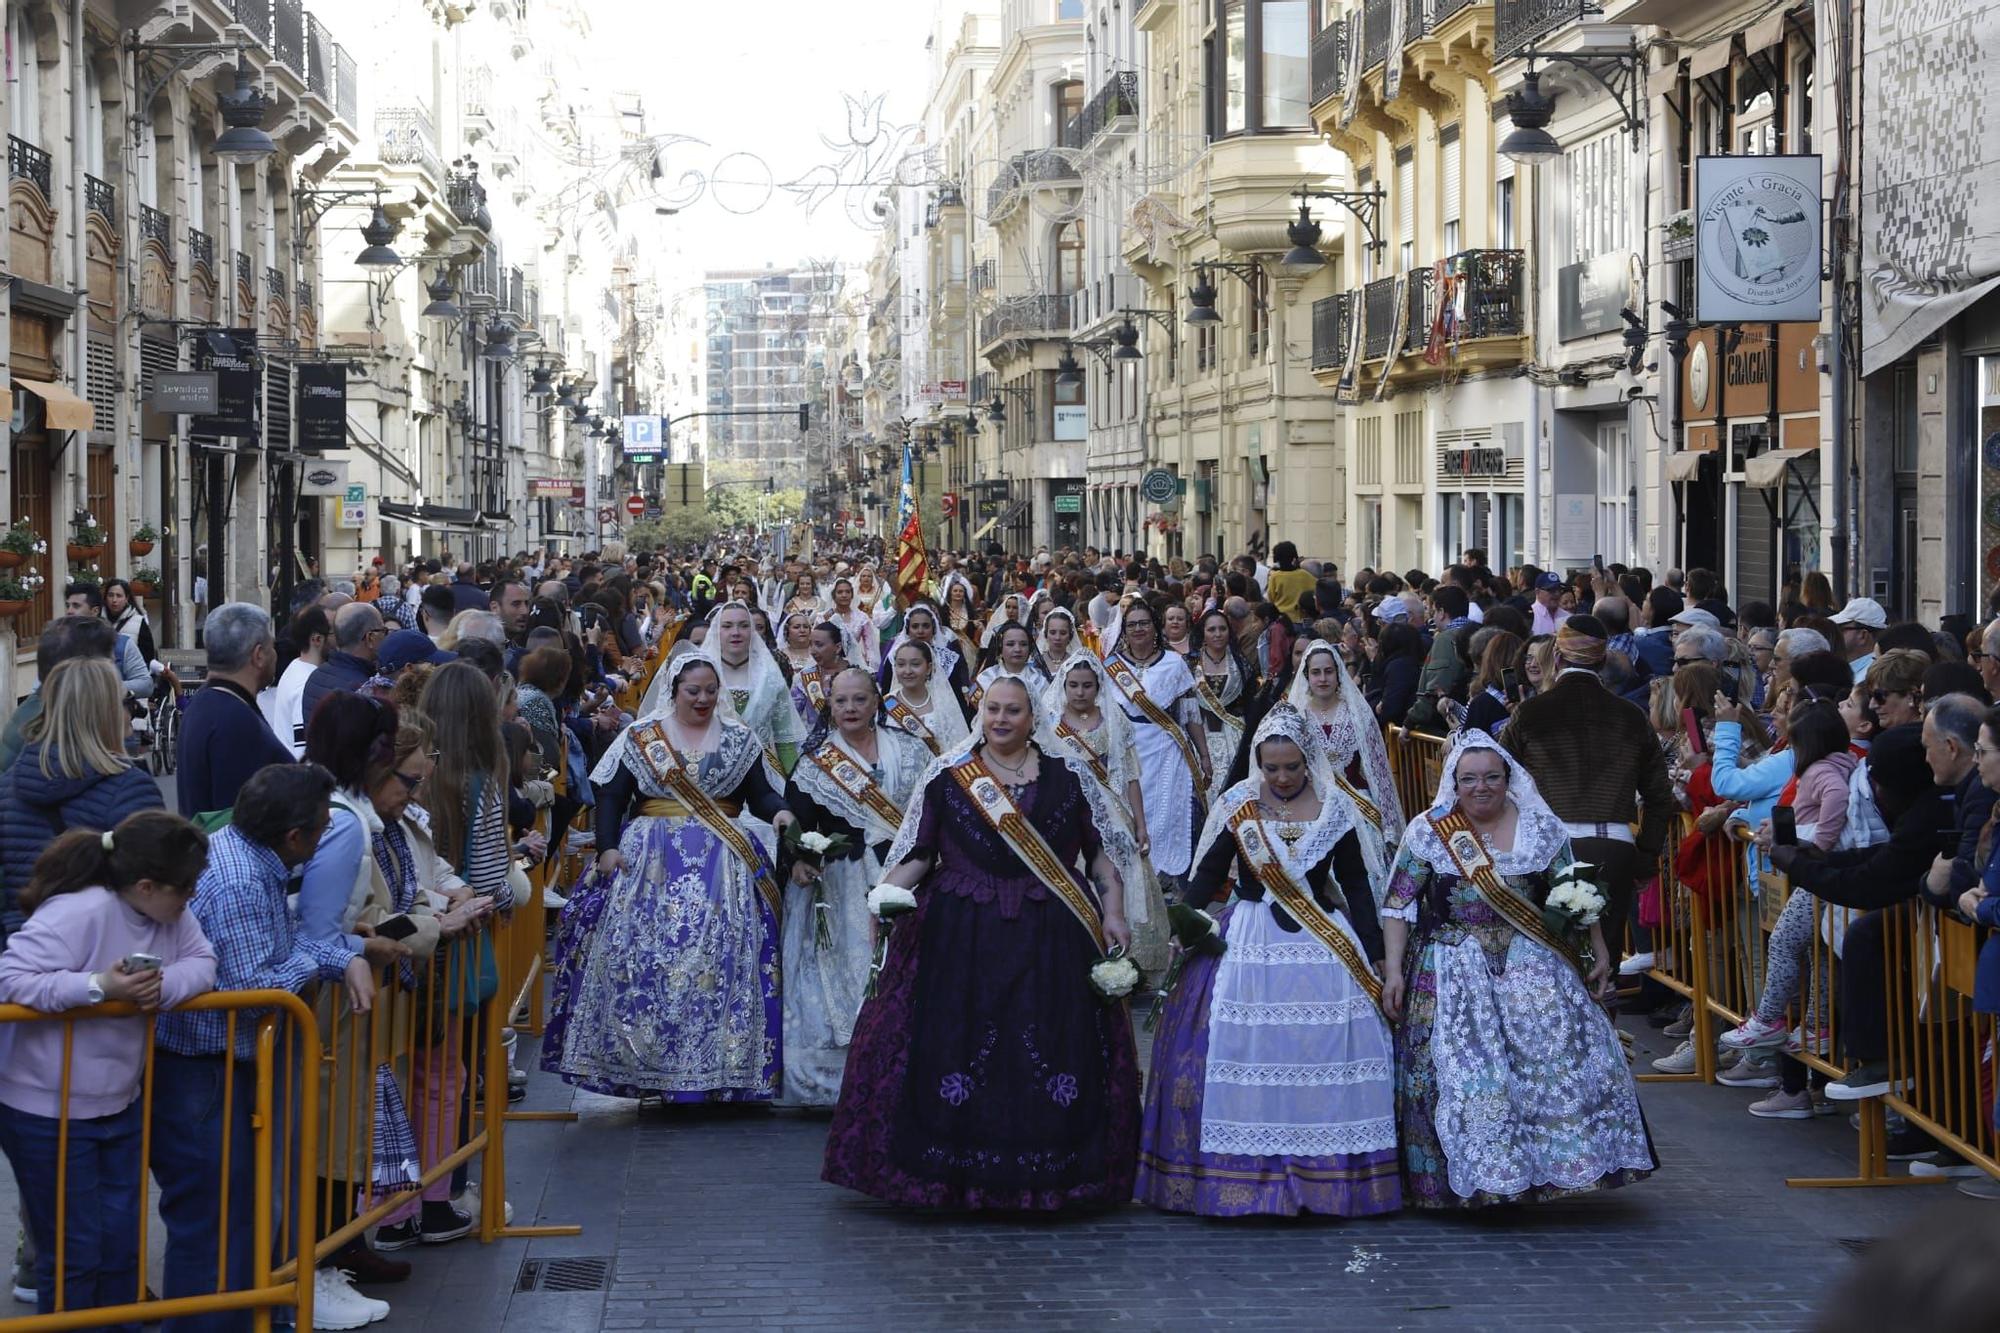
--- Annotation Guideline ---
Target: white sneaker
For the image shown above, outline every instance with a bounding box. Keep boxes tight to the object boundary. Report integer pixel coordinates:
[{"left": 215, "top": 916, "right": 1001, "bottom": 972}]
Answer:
[
  {"left": 312, "top": 1269, "right": 387, "bottom": 1330},
  {"left": 1908, "top": 1158, "right": 1986, "bottom": 1180},
  {"left": 1651, "top": 1040, "right": 1698, "bottom": 1075},
  {"left": 1620, "top": 950, "right": 1670, "bottom": 976},
  {"left": 542, "top": 886, "right": 569, "bottom": 910},
  {"left": 1720, "top": 1015, "right": 1792, "bottom": 1050},
  {"left": 1717, "top": 1053, "right": 1781, "bottom": 1088}
]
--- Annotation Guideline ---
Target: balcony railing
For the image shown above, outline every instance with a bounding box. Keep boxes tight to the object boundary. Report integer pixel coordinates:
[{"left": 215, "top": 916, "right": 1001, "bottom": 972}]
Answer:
[
  {"left": 1362, "top": 277, "right": 1399, "bottom": 359},
  {"left": 229, "top": 0, "right": 271, "bottom": 48},
  {"left": 986, "top": 149, "right": 1080, "bottom": 217},
  {"left": 1067, "top": 70, "right": 1139, "bottom": 149},
  {"left": 1404, "top": 265, "right": 1435, "bottom": 352},
  {"left": 1353, "top": 250, "right": 1527, "bottom": 362},
  {"left": 1363, "top": 0, "right": 1393, "bottom": 69},
  {"left": 305, "top": 14, "right": 330, "bottom": 98},
  {"left": 1433, "top": 0, "right": 1476, "bottom": 23},
  {"left": 1495, "top": 0, "right": 1585, "bottom": 57},
  {"left": 296, "top": 278, "right": 313, "bottom": 314},
  {"left": 267, "top": 266, "right": 287, "bottom": 303},
  {"left": 334, "top": 44, "right": 358, "bottom": 125},
  {"left": 376, "top": 104, "right": 444, "bottom": 179},
  {"left": 189, "top": 228, "right": 215, "bottom": 271},
  {"left": 979, "top": 294, "right": 1069, "bottom": 348},
  {"left": 85, "top": 173, "right": 116, "bottom": 223},
  {"left": 448, "top": 170, "right": 489, "bottom": 227},
  {"left": 235, "top": 252, "right": 252, "bottom": 290},
  {"left": 141, "top": 204, "right": 174, "bottom": 260},
  {"left": 1310, "top": 292, "right": 1355, "bottom": 371},
  {"left": 9, "top": 135, "right": 51, "bottom": 198},
  {"left": 272, "top": 0, "right": 304, "bottom": 75},
  {"left": 971, "top": 259, "right": 995, "bottom": 293},
  {"left": 1310, "top": 19, "right": 1350, "bottom": 106}
]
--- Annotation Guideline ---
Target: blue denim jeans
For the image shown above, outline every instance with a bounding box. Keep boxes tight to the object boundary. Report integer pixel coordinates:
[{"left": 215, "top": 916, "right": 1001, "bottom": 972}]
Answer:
[
  {"left": 147, "top": 1053, "right": 260, "bottom": 1333},
  {"left": 0, "top": 1098, "right": 144, "bottom": 1330}
]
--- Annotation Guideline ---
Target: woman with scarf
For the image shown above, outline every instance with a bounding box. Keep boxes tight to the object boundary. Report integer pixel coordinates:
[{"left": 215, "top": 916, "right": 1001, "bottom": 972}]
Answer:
[
  {"left": 1104, "top": 596, "right": 1212, "bottom": 890},
  {"left": 1038, "top": 655, "right": 1168, "bottom": 979},
  {"left": 881, "top": 638, "right": 971, "bottom": 756},
  {"left": 788, "top": 620, "right": 854, "bottom": 733},
  {"left": 1289, "top": 640, "right": 1406, "bottom": 870},
  {"left": 781, "top": 666, "right": 934, "bottom": 1106},
  {"left": 874, "top": 601, "right": 972, "bottom": 709},
  {"left": 1037, "top": 606, "right": 1082, "bottom": 670},
  {"left": 1136, "top": 704, "right": 1400, "bottom": 1218},
  {"left": 826, "top": 577, "right": 879, "bottom": 670},
  {"left": 823, "top": 675, "right": 1141, "bottom": 1210},
  {"left": 776, "top": 611, "right": 816, "bottom": 679},
  {"left": 644, "top": 602, "right": 804, "bottom": 785},
  {"left": 543, "top": 652, "right": 797, "bottom": 1101},
  {"left": 1188, "top": 608, "right": 1254, "bottom": 804},
  {"left": 971, "top": 621, "right": 1050, "bottom": 708},
  {"left": 1380, "top": 731, "right": 1656, "bottom": 1208},
  {"left": 938, "top": 574, "right": 982, "bottom": 664}
]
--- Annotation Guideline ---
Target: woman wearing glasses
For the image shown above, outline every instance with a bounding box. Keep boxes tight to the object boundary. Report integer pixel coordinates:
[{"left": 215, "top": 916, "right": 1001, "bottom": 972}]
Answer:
[{"left": 1379, "top": 732, "right": 1655, "bottom": 1209}]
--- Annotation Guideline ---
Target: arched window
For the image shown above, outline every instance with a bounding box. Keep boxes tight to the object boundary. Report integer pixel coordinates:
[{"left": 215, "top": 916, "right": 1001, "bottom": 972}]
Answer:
[{"left": 1055, "top": 220, "right": 1085, "bottom": 296}]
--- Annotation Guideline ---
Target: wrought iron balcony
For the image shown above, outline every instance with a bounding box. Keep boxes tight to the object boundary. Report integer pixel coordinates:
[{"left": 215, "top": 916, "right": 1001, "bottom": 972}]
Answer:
[
  {"left": 334, "top": 44, "right": 358, "bottom": 125},
  {"left": 1433, "top": 0, "right": 1476, "bottom": 23},
  {"left": 296, "top": 278, "right": 313, "bottom": 314},
  {"left": 376, "top": 104, "right": 444, "bottom": 179},
  {"left": 1355, "top": 250, "right": 1527, "bottom": 363},
  {"left": 447, "top": 170, "right": 489, "bottom": 228},
  {"left": 986, "top": 149, "right": 1079, "bottom": 218},
  {"left": 305, "top": 14, "right": 330, "bottom": 98},
  {"left": 229, "top": 0, "right": 272, "bottom": 49},
  {"left": 1363, "top": 0, "right": 1393, "bottom": 70},
  {"left": 235, "top": 252, "right": 252, "bottom": 289},
  {"left": 272, "top": 0, "right": 304, "bottom": 75},
  {"left": 141, "top": 204, "right": 174, "bottom": 260},
  {"left": 1310, "top": 18, "right": 1349, "bottom": 106},
  {"left": 9, "top": 136, "right": 52, "bottom": 198},
  {"left": 979, "top": 294, "right": 1069, "bottom": 348},
  {"left": 85, "top": 173, "right": 116, "bottom": 223},
  {"left": 1311, "top": 292, "right": 1356, "bottom": 371},
  {"left": 1496, "top": 0, "right": 1586, "bottom": 57},
  {"left": 1362, "top": 277, "right": 1399, "bottom": 359},
  {"left": 267, "top": 267, "right": 287, "bottom": 303},
  {"left": 1071, "top": 71, "right": 1139, "bottom": 149},
  {"left": 189, "top": 228, "right": 215, "bottom": 272}
]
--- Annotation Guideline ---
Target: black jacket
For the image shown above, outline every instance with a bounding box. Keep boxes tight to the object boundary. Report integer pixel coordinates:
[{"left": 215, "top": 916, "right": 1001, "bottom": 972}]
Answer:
[{"left": 1184, "top": 823, "right": 1386, "bottom": 966}]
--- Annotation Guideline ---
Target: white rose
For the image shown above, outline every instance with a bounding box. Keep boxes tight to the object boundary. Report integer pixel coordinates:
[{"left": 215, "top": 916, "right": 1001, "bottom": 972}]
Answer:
[
  {"left": 799, "top": 831, "right": 833, "bottom": 854},
  {"left": 1089, "top": 955, "right": 1140, "bottom": 999},
  {"left": 867, "top": 884, "right": 918, "bottom": 918}
]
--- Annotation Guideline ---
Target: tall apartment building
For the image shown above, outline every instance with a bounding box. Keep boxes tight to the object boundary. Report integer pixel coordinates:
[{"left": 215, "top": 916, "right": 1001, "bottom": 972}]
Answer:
[{"left": 704, "top": 267, "right": 819, "bottom": 478}]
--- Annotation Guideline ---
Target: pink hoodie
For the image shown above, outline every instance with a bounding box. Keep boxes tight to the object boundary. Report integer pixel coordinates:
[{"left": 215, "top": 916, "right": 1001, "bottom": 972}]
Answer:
[
  {"left": 0, "top": 887, "right": 216, "bottom": 1120},
  {"left": 1794, "top": 751, "right": 1861, "bottom": 851}
]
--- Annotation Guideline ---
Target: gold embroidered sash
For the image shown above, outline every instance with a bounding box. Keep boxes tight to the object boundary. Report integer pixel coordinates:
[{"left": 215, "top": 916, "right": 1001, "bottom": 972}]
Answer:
[
  {"left": 629, "top": 721, "right": 782, "bottom": 920},
  {"left": 1226, "top": 803, "right": 1381, "bottom": 1002},
  {"left": 1053, "top": 719, "right": 1111, "bottom": 789},
  {"left": 803, "top": 742, "right": 905, "bottom": 834},
  {"left": 1429, "top": 809, "right": 1586, "bottom": 980},
  {"left": 1331, "top": 769, "right": 1384, "bottom": 831},
  {"left": 800, "top": 666, "right": 828, "bottom": 713},
  {"left": 946, "top": 755, "right": 1106, "bottom": 953},
  {"left": 1104, "top": 654, "right": 1208, "bottom": 795},
  {"left": 1192, "top": 669, "right": 1245, "bottom": 737},
  {"left": 884, "top": 697, "right": 940, "bottom": 755}
]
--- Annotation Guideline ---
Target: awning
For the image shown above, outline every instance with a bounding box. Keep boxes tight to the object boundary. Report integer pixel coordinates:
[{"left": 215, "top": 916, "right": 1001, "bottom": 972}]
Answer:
[
  {"left": 379, "top": 501, "right": 496, "bottom": 535},
  {"left": 1688, "top": 33, "right": 1737, "bottom": 79},
  {"left": 1665, "top": 451, "right": 1708, "bottom": 482},
  {"left": 1646, "top": 63, "right": 1684, "bottom": 100},
  {"left": 13, "top": 377, "right": 95, "bottom": 431},
  {"left": 1744, "top": 9, "right": 1788, "bottom": 54},
  {"left": 1745, "top": 446, "right": 1813, "bottom": 489}
]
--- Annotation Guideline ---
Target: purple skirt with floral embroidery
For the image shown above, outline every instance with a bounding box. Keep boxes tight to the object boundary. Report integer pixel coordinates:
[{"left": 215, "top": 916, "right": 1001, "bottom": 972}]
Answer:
[{"left": 821, "top": 868, "right": 1142, "bottom": 1210}]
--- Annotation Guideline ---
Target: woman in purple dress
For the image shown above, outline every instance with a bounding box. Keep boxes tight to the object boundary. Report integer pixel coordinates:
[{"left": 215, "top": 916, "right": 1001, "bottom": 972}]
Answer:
[
  {"left": 823, "top": 675, "right": 1143, "bottom": 1210},
  {"left": 1136, "top": 704, "right": 1401, "bottom": 1217}
]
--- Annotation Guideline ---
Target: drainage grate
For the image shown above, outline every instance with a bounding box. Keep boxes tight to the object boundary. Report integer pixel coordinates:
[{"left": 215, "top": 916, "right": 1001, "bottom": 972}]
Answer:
[{"left": 515, "top": 1256, "right": 612, "bottom": 1293}]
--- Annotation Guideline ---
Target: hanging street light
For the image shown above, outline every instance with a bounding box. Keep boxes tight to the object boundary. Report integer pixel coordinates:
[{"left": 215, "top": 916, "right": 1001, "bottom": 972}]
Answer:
[
  {"left": 213, "top": 56, "right": 278, "bottom": 164},
  {"left": 355, "top": 203, "right": 402, "bottom": 267}
]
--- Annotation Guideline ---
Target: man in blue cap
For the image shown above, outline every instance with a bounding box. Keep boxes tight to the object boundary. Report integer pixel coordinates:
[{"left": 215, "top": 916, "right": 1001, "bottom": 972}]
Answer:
[
  {"left": 1531, "top": 570, "right": 1571, "bottom": 637},
  {"left": 376, "top": 627, "right": 457, "bottom": 680}
]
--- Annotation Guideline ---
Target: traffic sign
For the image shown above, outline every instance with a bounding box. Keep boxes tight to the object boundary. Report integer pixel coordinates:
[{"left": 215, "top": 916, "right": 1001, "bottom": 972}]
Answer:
[
  {"left": 625, "top": 494, "right": 646, "bottom": 517},
  {"left": 1140, "top": 469, "right": 1177, "bottom": 504},
  {"left": 597, "top": 506, "right": 615, "bottom": 524},
  {"left": 1053, "top": 494, "right": 1081, "bottom": 515}
]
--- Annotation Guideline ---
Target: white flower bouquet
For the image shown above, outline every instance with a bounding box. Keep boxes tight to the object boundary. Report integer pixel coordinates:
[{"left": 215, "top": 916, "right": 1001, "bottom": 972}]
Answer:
[
  {"left": 1088, "top": 948, "right": 1141, "bottom": 1003},
  {"left": 864, "top": 882, "right": 919, "bottom": 997},
  {"left": 1543, "top": 863, "right": 1607, "bottom": 928},
  {"left": 785, "top": 825, "right": 854, "bottom": 950}
]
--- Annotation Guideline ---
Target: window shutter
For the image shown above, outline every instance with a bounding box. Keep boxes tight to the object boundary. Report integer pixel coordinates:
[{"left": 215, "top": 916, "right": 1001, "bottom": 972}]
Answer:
[
  {"left": 1441, "top": 125, "right": 1462, "bottom": 226},
  {"left": 1396, "top": 147, "right": 1415, "bottom": 250}
]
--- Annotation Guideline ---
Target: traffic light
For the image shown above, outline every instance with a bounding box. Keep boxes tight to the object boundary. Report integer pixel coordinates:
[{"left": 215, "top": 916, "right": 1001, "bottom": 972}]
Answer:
[
  {"left": 765, "top": 476, "right": 775, "bottom": 494},
  {"left": 797, "top": 403, "right": 810, "bottom": 432}
]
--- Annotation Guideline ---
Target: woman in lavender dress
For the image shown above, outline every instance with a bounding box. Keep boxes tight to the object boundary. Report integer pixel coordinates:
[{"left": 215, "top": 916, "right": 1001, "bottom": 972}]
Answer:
[
  {"left": 1136, "top": 704, "right": 1401, "bottom": 1217},
  {"left": 541, "top": 652, "right": 797, "bottom": 1101},
  {"left": 823, "top": 676, "right": 1142, "bottom": 1210}
]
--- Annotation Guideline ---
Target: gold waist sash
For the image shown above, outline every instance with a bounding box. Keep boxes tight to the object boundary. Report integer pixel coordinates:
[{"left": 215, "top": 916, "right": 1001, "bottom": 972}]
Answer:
[{"left": 637, "top": 795, "right": 743, "bottom": 819}]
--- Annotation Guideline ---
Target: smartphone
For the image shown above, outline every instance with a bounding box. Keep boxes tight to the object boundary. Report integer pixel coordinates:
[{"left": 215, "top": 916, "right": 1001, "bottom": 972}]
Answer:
[
  {"left": 1592, "top": 552, "right": 1606, "bottom": 575},
  {"left": 122, "top": 952, "right": 163, "bottom": 974},
  {"left": 1502, "top": 667, "right": 1521, "bottom": 702},
  {"left": 1771, "top": 806, "right": 1797, "bottom": 847},
  {"left": 1717, "top": 675, "right": 1739, "bottom": 704},
  {"left": 1682, "top": 706, "right": 1706, "bottom": 755},
  {"left": 373, "top": 914, "right": 421, "bottom": 943}
]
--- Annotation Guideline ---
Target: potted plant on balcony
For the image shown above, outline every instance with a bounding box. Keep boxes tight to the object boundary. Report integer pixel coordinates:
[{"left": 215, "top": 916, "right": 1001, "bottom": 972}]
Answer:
[
  {"left": 130, "top": 522, "right": 158, "bottom": 558},
  {"left": 67, "top": 511, "right": 106, "bottom": 563},
  {"left": 0, "top": 569, "right": 46, "bottom": 618},
  {"left": 0, "top": 518, "right": 46, "bottom": 571},
  {"left": 1663, "top": 211, "right": 1694, "bottom": 262},
  {"left": 129, "top": 564, "right": 161, "bottom": 598}
]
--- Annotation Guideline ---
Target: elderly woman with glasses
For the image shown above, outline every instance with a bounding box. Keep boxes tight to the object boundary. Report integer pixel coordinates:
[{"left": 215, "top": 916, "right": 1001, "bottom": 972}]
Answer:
[{"left": 1379, "top": 732, "right": 1655, "bottom": 1209}]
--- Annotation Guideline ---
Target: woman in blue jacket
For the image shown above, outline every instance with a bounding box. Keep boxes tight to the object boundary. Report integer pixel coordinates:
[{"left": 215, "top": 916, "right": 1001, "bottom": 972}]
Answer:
[{"left": 0, "top": 658, "right": 164, "bottom": 938}]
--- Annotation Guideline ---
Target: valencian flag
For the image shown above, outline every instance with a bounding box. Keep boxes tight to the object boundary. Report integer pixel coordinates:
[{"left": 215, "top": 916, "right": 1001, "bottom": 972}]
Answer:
[{"left": 895, "top": 442, "right": 929, "bottom": 601}]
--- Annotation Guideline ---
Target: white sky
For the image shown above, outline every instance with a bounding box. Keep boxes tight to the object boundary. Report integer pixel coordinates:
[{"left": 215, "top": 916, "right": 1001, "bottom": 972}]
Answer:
[{"left": 605, "top": 0, "right": 944, "bottom": 274}]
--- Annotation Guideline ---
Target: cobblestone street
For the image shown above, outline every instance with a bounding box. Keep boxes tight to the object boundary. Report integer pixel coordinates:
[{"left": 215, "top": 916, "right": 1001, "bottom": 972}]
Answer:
[{"left": 366, "top": 1020, "right": 1950, "bottom": 1332}]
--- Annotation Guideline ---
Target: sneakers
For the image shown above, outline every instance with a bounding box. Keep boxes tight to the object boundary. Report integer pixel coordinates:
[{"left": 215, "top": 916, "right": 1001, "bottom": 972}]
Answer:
[
  {"left": 1717, "top": 1050, "right": 1781, "bottom": 1089},
  {"left": 1907, "top": 1158, "right": 1985, "bottom": 1179},
  {"left": 542, "top": 886, "right": 570, "bottom": 910},
  {"left": 1651, "top": 1040, "right": 1697, "bottom": 1075},
  {"left": 1884, "top": 1127, "right": 1941, "bottom": 1163},
  {"left": 371, "top": 1220, "right": 420, "bottom": 1252},
  {"left": 1662, "top": 1007, "right": 1695, "bottom": 1040},
  {"left": 1720, "top": 1015, "right": 1792, "bottom": 1050},
  {"left": 1787, "top": 1026, "right": 1832, "bottom": 1057},
  {"left": 418, "top": 1201, "right": 475, "bottom": 1245},
  {"left": 1956, "top": 1175, "right": 2000, "bottom": 1199},
  {"left": 454, "top": 1184, "right": 512, "bottom": 1227},
  {"left": 1748, "top": 1088, "right": 1816, "bottom": 1119},
  {"left": 12, "top": 1233, "right": 34, "bottom": 1304},
  {"left": 1620, "top": 951, "right": 1662, "bottom": 977},
  {"left": 1826, "top": 1061, "right": 1907, "bottom": 1101},
  {"left": 311, "top": 1269, "right": 388, "bottom": 1329}
]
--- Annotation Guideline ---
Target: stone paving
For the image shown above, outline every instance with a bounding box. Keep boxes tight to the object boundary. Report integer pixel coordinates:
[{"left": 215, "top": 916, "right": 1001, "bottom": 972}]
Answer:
[{"left": 352, "top": 1016, "right": 1965, "bottom": 1332}]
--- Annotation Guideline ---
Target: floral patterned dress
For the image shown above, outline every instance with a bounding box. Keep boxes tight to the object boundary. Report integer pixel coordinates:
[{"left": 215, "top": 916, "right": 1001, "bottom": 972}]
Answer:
[{"left": 1383, "top": 818, "right": 1656, "bottom": 1208}]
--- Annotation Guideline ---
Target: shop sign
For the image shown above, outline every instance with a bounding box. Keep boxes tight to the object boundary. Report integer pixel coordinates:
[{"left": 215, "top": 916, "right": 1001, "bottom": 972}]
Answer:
[
  {"left": 296, "top": 362, "right": 348, "bottom": 452},
  {"left": 299, "top": 459, "right": 349, "bottom": 497},
  {"left": 337, "top": 483, "right": 368, "bottom": 529},
  {"left": 1439, "top": 443, "right": 1509, "bottom": 479},
  {"left": 192, "top": 329, "right": 259, "bottom": 437},
  {"left": 1557, "top": 253, "right": 1631, "bottom": 342},
  {"left": 1695, "top": 155, "right": 1823, "bottom": 323}
]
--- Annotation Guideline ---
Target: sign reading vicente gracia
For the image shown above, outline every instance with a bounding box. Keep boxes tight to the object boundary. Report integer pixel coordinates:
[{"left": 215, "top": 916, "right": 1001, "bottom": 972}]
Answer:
[{"left": 1694, "top": 154, "right": 1823, "bottom": 324}]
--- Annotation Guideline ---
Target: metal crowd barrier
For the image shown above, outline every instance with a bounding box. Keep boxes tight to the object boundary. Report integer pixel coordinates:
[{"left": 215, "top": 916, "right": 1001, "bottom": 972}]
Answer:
[{"left": 1882, "top": 905, "right": 2000, "bottom": 1182}]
